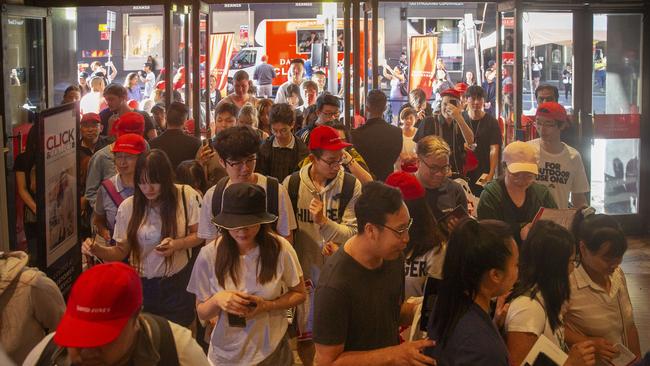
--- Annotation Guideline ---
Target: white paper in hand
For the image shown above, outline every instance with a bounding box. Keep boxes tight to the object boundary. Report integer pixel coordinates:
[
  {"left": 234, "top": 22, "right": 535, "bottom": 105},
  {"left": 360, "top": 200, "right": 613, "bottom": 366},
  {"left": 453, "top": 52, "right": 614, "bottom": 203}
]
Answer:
[
  {"left": 520, "top": 335, "right": 568, "bottom": 366},
  {"left": 610, "top": 343, "right": 637, "bottom": 366}
]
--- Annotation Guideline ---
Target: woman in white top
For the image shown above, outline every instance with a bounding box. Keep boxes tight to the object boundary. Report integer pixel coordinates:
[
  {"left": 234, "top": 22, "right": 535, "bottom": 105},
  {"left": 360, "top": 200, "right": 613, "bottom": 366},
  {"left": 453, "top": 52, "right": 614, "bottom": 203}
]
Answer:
[
  {"left": 506, "top": 220, "right": 597, "bottom": 366},
  {"left": 83, "top": 149, "right": 204, "bottom": 327},
  {"left": 188, "top": 183, "right": 306, "bottom": 366},
  {"left": 396, "top": 107, "right": 418, "bottom": 172},
  {"left": 383, "top": 64, "right": 406, "bottom": 125},
  {"left": 565, "top": 214, "right": 641, "bottom": 364}
]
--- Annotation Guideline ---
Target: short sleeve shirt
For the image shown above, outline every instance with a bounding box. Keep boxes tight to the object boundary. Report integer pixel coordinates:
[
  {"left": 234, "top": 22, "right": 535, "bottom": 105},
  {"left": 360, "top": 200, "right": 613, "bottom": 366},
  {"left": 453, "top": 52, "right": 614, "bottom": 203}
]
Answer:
[
  {"left": 528, "top": 138, "right": 590, "bottom": 209},
  {"left": 197, "top": 173, "right": 297, "bottom": 240},
  {"left": 313, "top": 246, "right": 404, "bottom": 351},
  {"left": 94, "top": 174, "right": 134, "bottom": 232},
  {"left": 113, "top": 184, "right": 201, "bottom": 278},
  {"left": 186, "top": 235, "right": 302, "bottom": 365},
  {"left": 404, "top": 245, "right": 446, "bottom": 299},
  {"left": 565, "top": 266, "right": 635, "bottom": 347},
  {"left": 422, "top": 178, "right": 468, "bottom": 221},
  {"left": 505, "top": 293, "right": 566, "bottom": 350}
]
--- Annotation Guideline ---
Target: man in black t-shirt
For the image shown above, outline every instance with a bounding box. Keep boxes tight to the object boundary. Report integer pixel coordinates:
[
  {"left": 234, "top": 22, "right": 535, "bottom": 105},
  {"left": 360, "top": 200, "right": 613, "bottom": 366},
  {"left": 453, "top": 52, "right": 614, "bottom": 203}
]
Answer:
[
  {"left": 414, "top": 88, "right": 474, "bottom": 176},
  {"left": 98, "top": 84, "right": 157, "bottom": 141},
  {"left": 313, "top": 182, "right": 435, "bottom": 365},
  {"left": 462, "top": 85, "right": 502, "bottom": 196},
  {"left": 149, "top": 102, "right": 201, "bottom": 170}
]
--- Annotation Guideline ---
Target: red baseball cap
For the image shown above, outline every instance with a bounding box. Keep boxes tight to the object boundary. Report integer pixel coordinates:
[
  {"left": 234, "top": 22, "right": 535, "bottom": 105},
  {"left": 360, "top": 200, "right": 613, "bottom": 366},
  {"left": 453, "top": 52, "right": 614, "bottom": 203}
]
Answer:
[
  {"left": 454, "top": 82, "right": 469, "bottom": 95},
  {"left": 440, "top": 88, "right": 461, "bottom": 100},
  {"left": 112, "top": 133, "right": 147, "bottom": 155},
  {"left": 155, "top": 80, "right": 166, "bottom": 91},
  {"left": 536, "top": 102, "right": 568, "bottom": 124},
  {"left": 308, "top": 125, "right": 352, "bottom": 151},
  {"left": 127, "top": 99, "right": 139, "bottom": 109},
  {"left": 385, "top": 171, "right": 425, "bottom": 201},
  {"left": 80, "top": 112, "right": 101, "bottom": 125},
  {"left": 54, "top": 262, "right": 143, "bottom": 348},
  {"left": 113, "top": 112, "right": 145, "bottom": 137}
]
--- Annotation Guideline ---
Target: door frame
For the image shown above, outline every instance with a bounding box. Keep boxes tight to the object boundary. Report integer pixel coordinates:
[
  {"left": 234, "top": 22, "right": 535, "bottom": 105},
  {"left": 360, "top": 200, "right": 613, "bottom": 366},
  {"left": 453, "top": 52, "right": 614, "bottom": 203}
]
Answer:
[{"left": 1, "top": 5, "right": 52, "bottom": 250}]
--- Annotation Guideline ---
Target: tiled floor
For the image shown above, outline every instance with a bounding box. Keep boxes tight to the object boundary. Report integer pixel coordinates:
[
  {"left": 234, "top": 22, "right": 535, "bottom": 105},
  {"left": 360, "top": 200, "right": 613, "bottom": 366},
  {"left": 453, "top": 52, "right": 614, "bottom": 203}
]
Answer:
[{"left": 621, "top": 236, "right": 650, "bottom": 353}]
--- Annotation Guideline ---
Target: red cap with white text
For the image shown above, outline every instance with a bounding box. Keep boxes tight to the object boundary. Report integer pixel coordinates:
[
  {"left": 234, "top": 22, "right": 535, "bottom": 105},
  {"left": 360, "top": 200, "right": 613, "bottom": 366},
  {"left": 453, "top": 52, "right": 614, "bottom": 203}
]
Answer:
[{"left": 53, "top": 262, "right": 143, "bottom": 348}]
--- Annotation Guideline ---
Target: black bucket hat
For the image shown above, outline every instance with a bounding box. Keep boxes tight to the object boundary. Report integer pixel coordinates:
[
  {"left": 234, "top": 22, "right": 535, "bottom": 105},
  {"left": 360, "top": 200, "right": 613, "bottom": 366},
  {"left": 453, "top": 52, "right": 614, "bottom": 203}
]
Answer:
[{"left": 212, "top": 183, "right": 277, "bottom": 230}]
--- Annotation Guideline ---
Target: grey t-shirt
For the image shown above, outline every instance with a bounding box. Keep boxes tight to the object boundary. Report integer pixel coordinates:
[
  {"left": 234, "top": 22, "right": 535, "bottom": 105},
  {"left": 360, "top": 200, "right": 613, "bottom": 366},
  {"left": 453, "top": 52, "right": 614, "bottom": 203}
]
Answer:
[{"left": 313, "top": 245, "right": 404, "bottom": 351}]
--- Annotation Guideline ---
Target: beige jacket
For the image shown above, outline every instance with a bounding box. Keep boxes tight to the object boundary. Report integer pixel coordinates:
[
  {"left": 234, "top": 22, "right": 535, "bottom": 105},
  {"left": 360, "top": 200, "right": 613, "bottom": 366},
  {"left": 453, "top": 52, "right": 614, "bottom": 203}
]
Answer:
[{"left": 0, "top": 251, "right": 65, "bottom": 364}]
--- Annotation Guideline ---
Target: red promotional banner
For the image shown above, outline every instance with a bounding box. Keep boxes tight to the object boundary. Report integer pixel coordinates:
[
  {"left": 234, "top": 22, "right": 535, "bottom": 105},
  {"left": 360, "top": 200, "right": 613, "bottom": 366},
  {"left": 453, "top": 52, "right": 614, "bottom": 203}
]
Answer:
[
  {"left": 593, "top": 114, "right": 641, "bottom": 139},
  {"left": 209, "top": 32, "right": 235, "bottom": 92},
  {"left": 409, "top": 36, "right": 438, "bottom": 100}
]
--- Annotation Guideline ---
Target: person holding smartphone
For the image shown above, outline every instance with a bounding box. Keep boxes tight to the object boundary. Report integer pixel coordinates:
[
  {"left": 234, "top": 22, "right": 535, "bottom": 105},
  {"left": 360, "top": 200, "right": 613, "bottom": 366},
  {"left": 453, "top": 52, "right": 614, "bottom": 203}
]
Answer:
[
  {"left": 414, "top": 88, "right": 474, "bottom": 176},
  {"left": 82, "top": 149, "right": 203, "bottom": 327},
  {"left": 187, "top": 183, "right": 306, "bottom": 365}
]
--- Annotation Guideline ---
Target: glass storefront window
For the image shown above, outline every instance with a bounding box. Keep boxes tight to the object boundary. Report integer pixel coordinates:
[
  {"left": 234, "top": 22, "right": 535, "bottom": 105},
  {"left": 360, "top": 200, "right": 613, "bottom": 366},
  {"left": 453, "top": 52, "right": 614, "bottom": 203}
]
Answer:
[{"left": 589, "top": 14, "right": 643, "bottom": 215}]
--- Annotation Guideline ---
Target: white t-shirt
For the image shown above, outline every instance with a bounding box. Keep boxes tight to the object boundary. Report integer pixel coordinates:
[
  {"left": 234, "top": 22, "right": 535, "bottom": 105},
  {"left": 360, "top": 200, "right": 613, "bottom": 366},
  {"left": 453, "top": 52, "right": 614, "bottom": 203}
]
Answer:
[
  {"left": 528, "top": 138, "right": 590, "bottom": 209},
  {"left": 144, "top": 71, "right": 156, "bottom": 98},
  {"left": 197, "top": 173, "right": 297, "bottom": 240},
  {"left": 505, "top": 292, "right": 567, "bottom": 351},
  {"left": 79, "top": 91, "right": 103, "bottom": 114},
  {"left": 565, "top": 266, "right": 635, "bottom": 353},
  {"left": 187, "top": 235, "right": 302, "bottom": 366},
  {"left": 113, "top": 184, "right": 202, "bottom": 279},
  {"left": 404, "top": 245, "right": 445, "bottom": 299}
]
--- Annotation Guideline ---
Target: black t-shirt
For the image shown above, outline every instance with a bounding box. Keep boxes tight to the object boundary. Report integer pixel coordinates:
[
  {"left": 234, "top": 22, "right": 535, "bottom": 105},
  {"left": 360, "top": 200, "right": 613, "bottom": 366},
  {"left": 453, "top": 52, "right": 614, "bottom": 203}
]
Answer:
[
  {"left": 424, "top": 179, "right": 468, "bottom": 221},
  {"left": 313, "top": 246, "right": 404, "bottom": 351},
  {"left": 99, "top": 108, "right": 156, "bottom": 140},
  {"left": 413, "top": 116, "right": 466, "bottom": 175},
  {"left": 14, "top": 152, "right": 36, "bottom": 197},
  {"left": 149, "top": 129, "right": 202, "bottom": 171},
  {"left": 463, "top": 111, "right": 502, "bottom": 184}
]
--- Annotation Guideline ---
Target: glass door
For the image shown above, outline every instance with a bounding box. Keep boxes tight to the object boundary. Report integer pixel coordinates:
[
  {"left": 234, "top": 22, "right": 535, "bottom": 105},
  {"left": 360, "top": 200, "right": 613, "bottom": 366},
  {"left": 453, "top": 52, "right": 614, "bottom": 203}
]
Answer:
[
  {"left": 1, "top": 6, "right": 50, "bottom": 250},
  {"left": 588, "top": 13, "right": 643, "bottom": 216}
]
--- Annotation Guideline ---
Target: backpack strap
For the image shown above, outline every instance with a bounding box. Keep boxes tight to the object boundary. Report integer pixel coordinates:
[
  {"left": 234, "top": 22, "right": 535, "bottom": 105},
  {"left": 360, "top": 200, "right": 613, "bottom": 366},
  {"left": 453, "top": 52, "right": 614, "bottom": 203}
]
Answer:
[
  {"left": 287, "top": 171, "right": 301, "bottom": 221},
  {"left": 34, "top": 335, "right": 66, "bottom": 366},
  {"left": 101, "top": 178, "right": 125, "bottom": 208},
  {"left": 142, "top": 313, "right": 180, "bottom": 366},
  {"left": 210, "top": 176, "right": 230, "bottom": 217},
  {"left": 180, "top": 185, "right": 192, "bottom": 261},
  {"left": 266, "top": 176, "right": 279, "bottom": 216},
  {"left": 338, "top": 173, "right": 357, "bottom": 222}
]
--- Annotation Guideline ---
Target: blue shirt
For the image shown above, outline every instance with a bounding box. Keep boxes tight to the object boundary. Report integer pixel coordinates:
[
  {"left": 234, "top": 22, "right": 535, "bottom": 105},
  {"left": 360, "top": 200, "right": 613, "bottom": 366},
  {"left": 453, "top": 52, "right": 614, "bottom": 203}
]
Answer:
[
  {"left": 253, "top": 63, "right": 277, "bottom": 85},
  {"left": 127, "top": 86, "right": 142, "bottom": 102},
  {"left": 84, "top": 144, "right": 116, "bottom": 209},
  {"left": 426, "top": 302, "right": 510, "bottom": 366}
]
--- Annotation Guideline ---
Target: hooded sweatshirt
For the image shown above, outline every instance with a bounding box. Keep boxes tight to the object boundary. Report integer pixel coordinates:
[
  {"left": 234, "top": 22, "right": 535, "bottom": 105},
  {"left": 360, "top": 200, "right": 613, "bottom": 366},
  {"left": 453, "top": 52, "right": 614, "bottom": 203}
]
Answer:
[
  {"left": 282, "top": 163, "right": 362, "bottom": 283},
  {"left": 0, "top": 251, "right": 65, "bottom": 364}
]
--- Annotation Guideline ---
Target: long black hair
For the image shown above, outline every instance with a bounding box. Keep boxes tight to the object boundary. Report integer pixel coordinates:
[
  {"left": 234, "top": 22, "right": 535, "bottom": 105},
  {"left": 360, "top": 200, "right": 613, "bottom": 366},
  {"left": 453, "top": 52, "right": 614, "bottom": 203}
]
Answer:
[
  {"left": 509, "top": 220, "right": 574, "bottom": 332},
  {"left": 404, "top": 198, "right": 444, "bottom": 261},
  {"left": 214, "top": 224, "right": 281, "bottom": 288},
  {"left": 127, "top": 149, "right": 178, "bottom": 274},
  {"left": 430, "top": 218, "right": 513, "bottom": 347}
]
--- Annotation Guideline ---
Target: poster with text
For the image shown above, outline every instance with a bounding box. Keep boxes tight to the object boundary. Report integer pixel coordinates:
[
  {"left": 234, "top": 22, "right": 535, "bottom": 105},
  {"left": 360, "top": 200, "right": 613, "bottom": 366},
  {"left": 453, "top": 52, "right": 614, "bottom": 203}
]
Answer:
[
  {"left": 409, "top": 36, "right": 438, "bottom": 99},
  {"left": 43, "top": 107, "right": 78, "bottom": 267}
]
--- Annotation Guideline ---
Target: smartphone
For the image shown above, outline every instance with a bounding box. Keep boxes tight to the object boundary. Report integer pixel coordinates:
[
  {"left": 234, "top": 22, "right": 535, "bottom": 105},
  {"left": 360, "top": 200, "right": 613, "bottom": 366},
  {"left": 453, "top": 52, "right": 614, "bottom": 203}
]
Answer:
[
  {"left": 202, "top": 138, "right": 213, "bottom": 151},
  {"left": 155, "top": 242, "right": 169, "bottom": 252},
  {"left": 227, "top": 302, "right": 256, "bottom": 328}
]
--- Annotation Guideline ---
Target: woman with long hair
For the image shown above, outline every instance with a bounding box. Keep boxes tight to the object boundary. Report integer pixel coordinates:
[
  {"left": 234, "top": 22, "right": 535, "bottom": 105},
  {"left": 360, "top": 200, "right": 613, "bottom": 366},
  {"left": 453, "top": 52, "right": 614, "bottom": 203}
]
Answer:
[
  {"left": 83, "top": 149, "right": 203, "bottom": 327},
  {"left": 506, "top": 220, "right": 597, "bottom": 366},
  {"left": 187, "top": 183, "right": 305, "bottom": 365},
  {"left": 565, "top": 213, "right": 641, "bottom": 363},
  {"left": 425, "top": 218, "right": 517, "bottom": 365},
  {"left": 256, "top": 98, "right": 274, "bottom": 134},
  {"left": 123, "top": 72, "right": 142, "bottom": 102},
  {"left": 385, "top": 171, "right": 445, "bottom": 298}
]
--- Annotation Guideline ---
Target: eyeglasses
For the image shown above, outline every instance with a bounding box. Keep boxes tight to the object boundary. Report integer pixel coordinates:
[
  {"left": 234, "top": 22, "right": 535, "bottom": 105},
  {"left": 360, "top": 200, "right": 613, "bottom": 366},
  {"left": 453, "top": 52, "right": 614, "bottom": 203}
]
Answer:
[
  {"left": 225, "top": 157, "right": 257, "bottom": 169},
  {"left": 380, "top": 218, "right": 413, "bottom": 238},
  {"left": 318, "top": 157, "right": 344, "bottom": 167},
  {"left": 535, "top": 119, "right": 559, "bottom": 128},
  {"left": 419, "top": 159, "right": 450, "bottom": 174},
  {"left": 321, "top": 110, "right": 340, "bottom": 118}
]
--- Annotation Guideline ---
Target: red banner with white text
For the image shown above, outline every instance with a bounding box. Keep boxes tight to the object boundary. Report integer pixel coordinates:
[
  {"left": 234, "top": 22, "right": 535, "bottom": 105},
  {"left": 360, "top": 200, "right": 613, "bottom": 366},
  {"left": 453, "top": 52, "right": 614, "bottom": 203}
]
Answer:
[
  {"left": 409, "top": 36, "right": 438, "bottom": 100},
  {"left": 209, "top": 32, "right": 235, "bottom": 92}
]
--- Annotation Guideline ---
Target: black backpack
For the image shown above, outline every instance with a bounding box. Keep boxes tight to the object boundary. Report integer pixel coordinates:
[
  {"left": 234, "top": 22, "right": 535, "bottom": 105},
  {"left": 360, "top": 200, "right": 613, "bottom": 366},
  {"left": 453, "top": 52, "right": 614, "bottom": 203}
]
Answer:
[
  {"left": 35, "top": 313, "right": 179, "bottom": 366},
  {"left": 287, "top": 171, "right": 356, "bottom": 223},
  {"left": 211, "top": 176, "right": 279, "bottom": 217}
]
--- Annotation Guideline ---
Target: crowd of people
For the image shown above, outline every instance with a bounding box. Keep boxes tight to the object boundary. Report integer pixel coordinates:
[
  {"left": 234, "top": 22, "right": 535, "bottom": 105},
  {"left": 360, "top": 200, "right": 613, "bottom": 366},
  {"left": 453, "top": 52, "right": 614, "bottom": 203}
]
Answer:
[{"left": 2, "top": 56, "right": 648, "bottom": 366}]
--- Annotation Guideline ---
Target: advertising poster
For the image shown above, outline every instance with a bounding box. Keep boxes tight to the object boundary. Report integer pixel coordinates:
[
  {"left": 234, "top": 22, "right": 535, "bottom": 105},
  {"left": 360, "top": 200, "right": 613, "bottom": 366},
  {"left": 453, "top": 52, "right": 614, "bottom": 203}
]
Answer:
[
  {"left": 42, "top": 106, "right": 78, "bottom": 267},
  {"left": 209, "top": 32, "right": 235, "bottom": 92},
  {"left": 409, "top": 36, "right": 438, "bottom": 99},
  {"left": 124, "top": 15, "right": 163, "bottom": 70}
]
